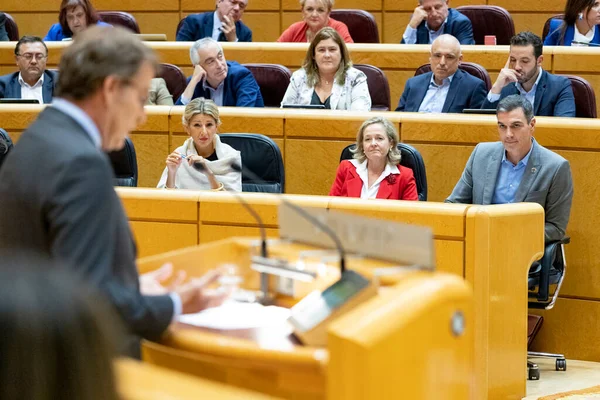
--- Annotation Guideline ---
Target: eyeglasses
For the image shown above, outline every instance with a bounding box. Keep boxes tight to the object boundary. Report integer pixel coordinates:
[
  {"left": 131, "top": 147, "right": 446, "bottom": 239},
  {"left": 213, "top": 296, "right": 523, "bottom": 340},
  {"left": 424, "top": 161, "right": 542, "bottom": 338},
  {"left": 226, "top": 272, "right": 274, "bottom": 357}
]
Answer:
[{"left": 17, "top": 53, "right": 48, "bottom": 62}]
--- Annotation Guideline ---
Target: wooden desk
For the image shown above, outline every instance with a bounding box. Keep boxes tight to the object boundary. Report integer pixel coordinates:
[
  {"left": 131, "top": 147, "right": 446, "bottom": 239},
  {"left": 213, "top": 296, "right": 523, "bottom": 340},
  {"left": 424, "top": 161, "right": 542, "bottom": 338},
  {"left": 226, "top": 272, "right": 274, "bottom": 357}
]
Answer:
[{"left": 123, "top": 191, "right": 543, "bottom": 399}]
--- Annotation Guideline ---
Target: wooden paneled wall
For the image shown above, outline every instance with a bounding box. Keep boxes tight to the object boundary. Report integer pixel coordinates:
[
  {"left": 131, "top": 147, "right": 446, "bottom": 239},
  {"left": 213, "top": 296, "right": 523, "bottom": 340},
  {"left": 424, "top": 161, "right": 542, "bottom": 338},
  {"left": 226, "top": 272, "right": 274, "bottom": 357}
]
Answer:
[
  {"left": 2, "top": 106, "right": 596, "bottom": 362},
  {"left": 3, "top": 43, "right": 599, "bottom": 117},
  {"left": 3, "top": 0, "right": 566, "bottom": 43}
]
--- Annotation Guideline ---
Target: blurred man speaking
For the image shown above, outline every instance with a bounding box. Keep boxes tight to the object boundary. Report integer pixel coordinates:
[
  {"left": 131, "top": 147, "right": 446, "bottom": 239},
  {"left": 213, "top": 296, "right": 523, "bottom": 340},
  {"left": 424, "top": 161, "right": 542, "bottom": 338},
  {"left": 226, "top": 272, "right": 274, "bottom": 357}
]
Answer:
[{"left": 0, "top": 27, "right": 222, "bottom": 358}]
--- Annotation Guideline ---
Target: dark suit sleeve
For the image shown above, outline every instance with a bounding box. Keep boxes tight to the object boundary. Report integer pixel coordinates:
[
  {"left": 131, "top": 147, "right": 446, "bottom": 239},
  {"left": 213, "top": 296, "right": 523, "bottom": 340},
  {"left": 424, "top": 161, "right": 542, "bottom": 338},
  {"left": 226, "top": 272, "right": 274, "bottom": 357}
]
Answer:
[
  {"left": 553, "top": 78, "right": 576, "bottom": 117},
  {"left": 0, "top": 14, "right": 8, "bottom": 42},
  {"left": 544, "top": 160, "right": 573, "bottom": 242},
  {"left": 445, "top": 144, "right": 478, "bottom": 203},
  {"left": 329, "top": 161, "right": 348, "bottom": 196},
  {"left": 233, "top": 68, "right": 263, "bottom": 107},
  {"left": 454, "top": 17, "right": 475, "bottom": 45},
  {"left": 481, "top": 94, "right": 499, "bottom": 110},
  {"left": 469, "top": 80, "right": 488, "bottom": 109},
  {"left": 238, "top": 23, "right": 252, "bottom": 42},
  {"left": 48, "top": 154, "right": 173, "bottom": 341},
  {"left": 176, "top": 16, "right": 198, "bottom": 41},
  {"left": 395, "top": 83, "right": 411, "bottom": 111}
]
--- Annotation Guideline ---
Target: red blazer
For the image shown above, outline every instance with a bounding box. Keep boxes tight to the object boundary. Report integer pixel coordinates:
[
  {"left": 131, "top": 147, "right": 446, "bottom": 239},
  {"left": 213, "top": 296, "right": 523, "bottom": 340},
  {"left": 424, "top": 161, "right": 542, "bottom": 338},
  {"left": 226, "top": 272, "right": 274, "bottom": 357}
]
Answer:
[
  {"left": 329, "top": 160, "right": 418, "bottom": 200},
  {"left": 277, "top": 18, "right": 354, "bottom": 43}
]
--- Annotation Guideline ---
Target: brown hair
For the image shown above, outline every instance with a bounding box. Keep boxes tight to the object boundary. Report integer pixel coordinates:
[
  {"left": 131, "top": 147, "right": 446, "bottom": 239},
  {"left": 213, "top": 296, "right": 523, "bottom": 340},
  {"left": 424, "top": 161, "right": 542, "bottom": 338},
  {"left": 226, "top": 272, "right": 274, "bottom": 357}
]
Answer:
[
  {"left": 352, "top": 116, "right": 402, "bottom": 165},
  {"left": 56, "top": 26, "right": 158, "bottom": 101},
  {"left": 58, "top": 0, "right": 100, "bottom": 38},
  {"left": 302, "top": 27, "right": 352, "bottom": 87}
]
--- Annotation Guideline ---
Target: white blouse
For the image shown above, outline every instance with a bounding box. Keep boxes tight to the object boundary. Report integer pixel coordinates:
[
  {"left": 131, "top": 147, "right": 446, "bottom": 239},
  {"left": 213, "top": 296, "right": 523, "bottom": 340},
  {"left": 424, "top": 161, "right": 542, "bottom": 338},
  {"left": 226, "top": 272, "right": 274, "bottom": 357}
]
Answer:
[
  {"left": 573, "top": 23, "right": 595, "bottom": 46},
  {"left": 350, "top": 159, "right": 399, "bottom": 199}
]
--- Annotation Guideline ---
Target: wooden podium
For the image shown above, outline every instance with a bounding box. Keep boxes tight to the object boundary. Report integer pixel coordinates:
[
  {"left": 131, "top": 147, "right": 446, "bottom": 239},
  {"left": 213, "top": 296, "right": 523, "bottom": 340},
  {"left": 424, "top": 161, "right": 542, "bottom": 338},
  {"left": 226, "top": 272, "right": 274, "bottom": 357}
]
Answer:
[{"left": 138, "top": 237, "right": 475, "bottom": 399}]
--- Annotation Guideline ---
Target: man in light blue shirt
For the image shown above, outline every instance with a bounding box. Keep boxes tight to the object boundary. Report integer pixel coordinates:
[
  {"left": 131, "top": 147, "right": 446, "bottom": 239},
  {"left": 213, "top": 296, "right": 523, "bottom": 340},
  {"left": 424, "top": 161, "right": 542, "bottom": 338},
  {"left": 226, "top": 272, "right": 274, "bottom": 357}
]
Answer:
[
  {"left": 482, "top": 31, "right": 575, "bottom": 117},
  {"left": 447, "top": 95, "right": 573, "bottom": 242},
  {"left": 401, "top": 0, "right": 474, "bottom": 45}
]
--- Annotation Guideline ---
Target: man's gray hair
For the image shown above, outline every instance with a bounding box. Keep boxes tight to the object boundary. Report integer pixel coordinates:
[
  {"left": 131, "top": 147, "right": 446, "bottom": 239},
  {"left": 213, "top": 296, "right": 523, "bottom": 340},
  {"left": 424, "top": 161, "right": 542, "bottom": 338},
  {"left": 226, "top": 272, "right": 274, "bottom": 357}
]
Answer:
[
  {"left": 55, "top": 26, "right": 157, "bottom": 100},
  {"left": 497, "top": 94, "right": 534, "bottom": 123},
  {"left": 189, "top": 38, "right": 224, "bottom": 65}
]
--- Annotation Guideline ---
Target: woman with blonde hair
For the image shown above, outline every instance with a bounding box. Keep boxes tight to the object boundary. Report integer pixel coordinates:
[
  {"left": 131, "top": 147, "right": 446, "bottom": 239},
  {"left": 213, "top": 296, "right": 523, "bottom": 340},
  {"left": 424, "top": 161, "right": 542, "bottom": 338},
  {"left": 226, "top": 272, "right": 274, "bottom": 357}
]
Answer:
[
  {"left": 281, "top": 27, "right": 370, "bottom": 111},
  {"left": 330, "top": 116, "right": 418, "bottom": 200},
  {"left": 157, "top": 97, "right": 242, "bottom": 191},
  {"left": 278, "top": 0, "right": 353, "bottom": 43}
]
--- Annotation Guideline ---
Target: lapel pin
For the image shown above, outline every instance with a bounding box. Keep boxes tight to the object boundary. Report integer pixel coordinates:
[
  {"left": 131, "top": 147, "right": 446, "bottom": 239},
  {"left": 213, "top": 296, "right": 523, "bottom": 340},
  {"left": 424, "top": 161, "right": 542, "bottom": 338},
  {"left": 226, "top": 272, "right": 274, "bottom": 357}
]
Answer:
[{"left": 531, "top": 167, "right": 537, "bottom": 174}]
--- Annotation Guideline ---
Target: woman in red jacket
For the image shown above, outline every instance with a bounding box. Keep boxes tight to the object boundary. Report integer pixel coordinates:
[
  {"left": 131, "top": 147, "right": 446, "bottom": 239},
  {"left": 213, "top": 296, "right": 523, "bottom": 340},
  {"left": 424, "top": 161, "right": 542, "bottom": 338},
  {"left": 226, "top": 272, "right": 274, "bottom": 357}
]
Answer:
[
  {"left": 329, "top": 117, "right": 418, "bottom": 201},
  {"left": 278, "top": 0, "right": 353, "bottom": 43}
]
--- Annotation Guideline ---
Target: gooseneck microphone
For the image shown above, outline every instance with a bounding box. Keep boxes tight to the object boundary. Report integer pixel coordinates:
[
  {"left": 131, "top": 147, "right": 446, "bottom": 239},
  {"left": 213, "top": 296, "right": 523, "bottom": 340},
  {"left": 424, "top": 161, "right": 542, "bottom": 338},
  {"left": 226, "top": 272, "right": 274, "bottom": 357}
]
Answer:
[
  {"left": 193, "top": 161, "right": 268, "bottom": 258},
  {"left": 230, "top": 163, "right": 347, "bottom": 273},
  {"left": 571, "top": 40, "right": 600, "bottom": 47}
]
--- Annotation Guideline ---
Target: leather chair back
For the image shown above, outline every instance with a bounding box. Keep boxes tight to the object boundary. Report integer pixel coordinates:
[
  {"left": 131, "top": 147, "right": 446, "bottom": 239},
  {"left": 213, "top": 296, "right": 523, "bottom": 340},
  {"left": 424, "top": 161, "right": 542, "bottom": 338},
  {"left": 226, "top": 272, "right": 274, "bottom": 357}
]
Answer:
[
  {"left": 354, "top": 64, "right": 391, "bottom": 111},
  {"left": 108, "top": 137, "right": 138, "bottom": 187},
  {"left": 542, "top": 14, "right": 565, "bottom": 41},
  {"left": 0, "top": 128, "right": 13, "bottom": 169},
  {"left": 339, "top": 143, "right": 428, "bottom": 201},
  {"left": 414, "top": 62, "right": 492, "bottom": 91},
  {"left": 564, "top": 75, "right": 597, "bottom": 118},
  {"left": 220, "top": 133, "right": 285, "bottom": 193},
  {"left": 456, "top": 5, "right": 515, "bottom": 45},
  {"left": 98, "top": 11, "right": 140, "bottom": 33},
  {"left": 330, "top": 9, "right": 379, "bottom": 43},
  {"left": 4, "top": 13, "right": 19, "bottom": 41},
  {"left": 243, "top": 64, "right": 292, "bottom": 107},
  {"left": 157, "top": 63, "right": 187, "bottom": 102}
]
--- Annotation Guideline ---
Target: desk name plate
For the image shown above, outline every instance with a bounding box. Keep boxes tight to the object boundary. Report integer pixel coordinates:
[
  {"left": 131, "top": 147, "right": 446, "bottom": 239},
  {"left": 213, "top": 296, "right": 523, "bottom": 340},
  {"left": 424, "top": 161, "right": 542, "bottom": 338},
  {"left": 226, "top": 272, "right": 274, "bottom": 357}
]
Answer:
[{"left": 278, "top": 204, "right": 435, "bottom": 270}]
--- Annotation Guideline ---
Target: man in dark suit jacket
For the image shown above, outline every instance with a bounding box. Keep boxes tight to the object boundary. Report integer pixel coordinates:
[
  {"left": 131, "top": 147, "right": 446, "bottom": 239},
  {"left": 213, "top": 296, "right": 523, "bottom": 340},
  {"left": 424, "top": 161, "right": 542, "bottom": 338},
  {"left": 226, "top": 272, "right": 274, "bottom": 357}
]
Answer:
[
  {"left": 176, "top": 38, "right": 263, "bottom": 107},
  {"left": 447, "top": 95, "right": 573, "bottom": 242},
  {"left": 482, "top": 31, "right": 576, "bottom": 117},
  {"left": 401, "top": 0, "right": 474, "bottom": 45},
  {"left": 396, "top": 34, "right": 486, "bottom": 113},
  {"left": 0, "top": 36, "right": 57, "bottom": 103},
  {"left": 176, "top": 0, "right": 252, "bottom": 42},
  {"left": 0, "top": 27, "right": 222, "bottom": 358}
]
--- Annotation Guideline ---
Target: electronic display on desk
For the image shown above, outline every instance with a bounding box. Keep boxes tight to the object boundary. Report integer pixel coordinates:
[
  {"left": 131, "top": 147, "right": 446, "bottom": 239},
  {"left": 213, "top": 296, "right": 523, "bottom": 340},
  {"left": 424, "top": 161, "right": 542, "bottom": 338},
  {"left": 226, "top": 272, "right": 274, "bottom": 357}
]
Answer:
[{"left": 289, "top": 270, "right": 376, "bottom": 346}]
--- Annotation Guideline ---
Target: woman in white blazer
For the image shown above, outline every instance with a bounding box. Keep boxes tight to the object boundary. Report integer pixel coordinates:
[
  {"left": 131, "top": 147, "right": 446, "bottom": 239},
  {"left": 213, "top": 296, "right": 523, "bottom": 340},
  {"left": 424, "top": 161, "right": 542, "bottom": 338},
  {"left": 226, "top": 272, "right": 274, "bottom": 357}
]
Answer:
[{"left": 281, "top": 27, "right": 371, "bottom": 111}]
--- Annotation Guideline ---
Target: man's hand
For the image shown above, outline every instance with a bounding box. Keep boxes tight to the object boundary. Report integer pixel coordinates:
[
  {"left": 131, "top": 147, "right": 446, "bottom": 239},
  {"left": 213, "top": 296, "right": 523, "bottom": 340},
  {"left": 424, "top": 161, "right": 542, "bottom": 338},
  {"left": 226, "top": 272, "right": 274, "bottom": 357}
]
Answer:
[
  {"left": 491, "top": 56, "right": 520, "bottom": 94},
  {"left": 174, "top": 269, "right": 227, "bottom": 314},
  {"left": 139, "top": 263, "right": 186, "bottom": 295},
  {"left": 221, "top": 14, "right": 237, "bottom": 42},
  {"left": 190, "top": 64, "right": 207, "bottom": 84},
  {"left": 408, "top": 6, "right": 428, "bottom": 29}
]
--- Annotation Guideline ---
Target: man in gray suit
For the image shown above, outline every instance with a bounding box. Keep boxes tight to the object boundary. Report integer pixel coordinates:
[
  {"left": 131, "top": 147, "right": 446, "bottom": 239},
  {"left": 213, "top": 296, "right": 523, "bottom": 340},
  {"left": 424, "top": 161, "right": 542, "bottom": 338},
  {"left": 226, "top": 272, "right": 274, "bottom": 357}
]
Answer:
[
  {"left": 446, "top": 95, "right": 573, "bottom": 242},
  {"left": 0, "top": 27, "right": 222, "bottom": 358}
]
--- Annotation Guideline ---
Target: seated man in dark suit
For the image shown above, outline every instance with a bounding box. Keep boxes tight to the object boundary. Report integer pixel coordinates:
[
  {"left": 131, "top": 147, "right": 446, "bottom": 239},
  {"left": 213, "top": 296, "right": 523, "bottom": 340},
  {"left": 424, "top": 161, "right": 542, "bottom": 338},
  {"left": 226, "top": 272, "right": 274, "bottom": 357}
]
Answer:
[
  {"left": 0, "top": 36, "right": 57, "bottom": 103},
  {"left": 482, "top": 32, "right": 576, "bottom": 117},
  {"left": 177, "top": 37, "right": 263, "bottom": 107},
  {"left": 396, "top": 34, "right": 486, "bottom": 113},
  {"left": 177, "top": 0, "right": 252, "bottom": 42},
  {"left": 401, "top": 0, "right": 474, "bottom": 45},
  {"left": 447, "top": 95, "right": 573, "bottom": 242}
]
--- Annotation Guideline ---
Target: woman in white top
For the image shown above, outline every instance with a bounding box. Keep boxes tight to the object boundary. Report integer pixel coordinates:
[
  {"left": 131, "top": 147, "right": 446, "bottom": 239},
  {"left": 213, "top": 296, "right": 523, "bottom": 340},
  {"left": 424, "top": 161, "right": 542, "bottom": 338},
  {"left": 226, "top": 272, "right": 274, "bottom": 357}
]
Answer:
[
  {"left": 280, "top": 27, "right": 371, "bottom": 111},
  {"left": 544, "top": 0, "right": 600, "bottom": 46},
  {"left": 157, "top": 98, "right": 241, "bottom": 191}
]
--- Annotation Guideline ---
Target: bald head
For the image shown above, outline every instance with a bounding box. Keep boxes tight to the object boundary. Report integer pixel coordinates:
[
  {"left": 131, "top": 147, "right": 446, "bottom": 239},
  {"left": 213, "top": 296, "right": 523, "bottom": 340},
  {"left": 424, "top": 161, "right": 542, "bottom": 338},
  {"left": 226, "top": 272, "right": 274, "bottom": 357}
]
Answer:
[{"left": 430, "top": 34, "right": 462, "bottom": 85}]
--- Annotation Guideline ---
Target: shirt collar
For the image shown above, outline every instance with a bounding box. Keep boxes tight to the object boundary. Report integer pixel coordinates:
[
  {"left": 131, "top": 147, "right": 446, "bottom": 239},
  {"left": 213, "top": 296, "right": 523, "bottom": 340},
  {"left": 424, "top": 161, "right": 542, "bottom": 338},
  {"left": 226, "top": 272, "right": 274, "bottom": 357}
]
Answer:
[
  {"left": 213, "top": 11, "right": 223, "bottom": 29},
  {"left": 18, "top": 72, "right": 44, "bottom": 88},
  {"left": 502, "top": 138, "right": 534, "bottom": 167},
  {"left": 429, "top": 71, "right": 455, "bottom": 87},
  {"left": 426, "top": 17, "right": 448, "bottom": 33},
  {"left": 516, "top": 67, "right": 543, "bottom": 94},
  {"left": 51, "top": 98, "right": 103, "bottom": 149},
  {"left": 353, "top": 158, "right": 400, "bottom": 176}
]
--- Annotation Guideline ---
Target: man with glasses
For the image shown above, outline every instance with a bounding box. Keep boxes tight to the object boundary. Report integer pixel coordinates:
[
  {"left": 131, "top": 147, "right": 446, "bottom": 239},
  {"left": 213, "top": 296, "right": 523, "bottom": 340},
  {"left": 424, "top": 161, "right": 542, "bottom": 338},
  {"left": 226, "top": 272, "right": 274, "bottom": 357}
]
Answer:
[
  {"left": 176, "top": 37, "right": 263, "bottom": 107},
  {"left": 176, "top": 0, "right": 252, "bottom": 42},
  {"left": 0, "top": 36, "right": 57, "bottom": 103}
]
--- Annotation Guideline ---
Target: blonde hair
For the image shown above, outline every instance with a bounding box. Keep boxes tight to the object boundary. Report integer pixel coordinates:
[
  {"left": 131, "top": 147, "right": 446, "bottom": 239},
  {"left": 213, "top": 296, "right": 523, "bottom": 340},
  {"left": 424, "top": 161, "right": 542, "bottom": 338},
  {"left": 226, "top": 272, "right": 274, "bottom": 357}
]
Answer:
[
  {"left": 182, "top": 97, "right": 221, "bottom": 127},
  {"left": 352, "top": 117, "right": 402, "bottom": 165},
  {"left": 300, "top": 0, "right": 333, "bottom": 11},
  {"left": 302, "top": 27, "right": 352, "bottom": 87}
]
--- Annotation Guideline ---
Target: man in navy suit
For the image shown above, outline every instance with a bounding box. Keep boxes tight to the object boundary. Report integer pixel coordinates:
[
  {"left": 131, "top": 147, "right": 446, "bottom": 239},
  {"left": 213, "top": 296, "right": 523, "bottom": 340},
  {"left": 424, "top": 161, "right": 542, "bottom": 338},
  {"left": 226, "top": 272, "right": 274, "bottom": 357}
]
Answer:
[
  {"left": 482, "top": 32, "right": 576, "bottom": 117},
  {"left": 396, "top": 35, "right": 486, "bottom": 113},
  {"left": 401, "top": 0, "right": 474, "bottom": 45},
  {"left": 176, "top": 38, "right": 263, "bottom": 107},
  {"left": 0, "top": 36, "right": 57, "bottom": 104},
  {"left": 176, "top": 0, "right": 252, "bottom": 42}
]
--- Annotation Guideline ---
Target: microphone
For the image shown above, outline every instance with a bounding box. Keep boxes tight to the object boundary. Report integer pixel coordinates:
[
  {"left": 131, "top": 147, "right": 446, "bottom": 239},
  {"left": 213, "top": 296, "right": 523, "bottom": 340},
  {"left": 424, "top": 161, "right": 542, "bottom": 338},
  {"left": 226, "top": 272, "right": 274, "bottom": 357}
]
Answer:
[
  {"left": 230, "top": 162, "right": 346, "bottom": 273},
  {"left": 571, "top": 40, "right": 600, "bottom": 47},
  {"left": 193, "top": 161, "right": 268, "bottom": 258}
]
